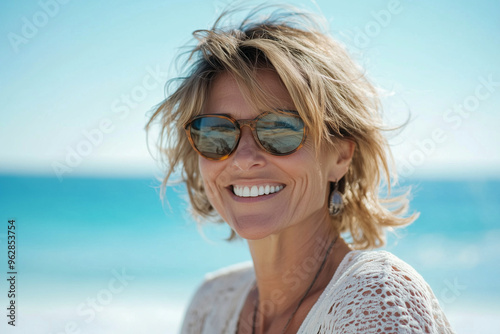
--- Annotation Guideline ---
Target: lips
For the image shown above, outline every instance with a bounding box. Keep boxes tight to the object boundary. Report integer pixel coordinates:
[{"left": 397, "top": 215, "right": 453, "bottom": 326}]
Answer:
[{"left": 232, "top": 184, "right": 285, "bottom": 197}]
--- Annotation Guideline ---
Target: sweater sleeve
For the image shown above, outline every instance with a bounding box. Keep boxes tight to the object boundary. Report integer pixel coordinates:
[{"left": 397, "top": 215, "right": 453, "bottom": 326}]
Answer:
[
  {"left": 179, "top": 275, "right": 214, "bottom": 334},
  {"left": 305, "top": 251, "right": 455, "bottom": 334},
  {"left": 179, "top": 262, "right": 255, "bottom": 334}
]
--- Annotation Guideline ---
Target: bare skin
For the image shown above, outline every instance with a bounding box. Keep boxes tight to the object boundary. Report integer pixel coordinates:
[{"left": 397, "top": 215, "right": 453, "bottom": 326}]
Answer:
[
  {"left": 237, "top": 237, "right": 353, "bottom": 333},
  {"left": 199, "top": 71, "right": 355, "bottom": 333}
]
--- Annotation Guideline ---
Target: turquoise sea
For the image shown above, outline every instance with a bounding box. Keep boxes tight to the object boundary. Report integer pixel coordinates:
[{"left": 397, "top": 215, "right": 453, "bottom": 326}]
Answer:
[{"left": 0, "top": 175, "right": 499, "bottom": 333}]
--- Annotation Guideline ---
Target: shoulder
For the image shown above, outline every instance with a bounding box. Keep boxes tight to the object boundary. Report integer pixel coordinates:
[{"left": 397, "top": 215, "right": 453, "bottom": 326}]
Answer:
[
  {"left": 303, "top": 250, "right": 454, "bottom": 334},
  {"left": 343, "top": 249, "right": 426, "bottom": 282},
  {"left": 195, "top": 261, "right": 255, "bottom": 305},
  {"left": 204, "top": 261, "right": 254, "bottom": 284},
  {"left": 336, "top": 250, "right": 443, "bottom": 309},
  {"left": 180, "top": 262, "right": 254, "bottom": 334}
]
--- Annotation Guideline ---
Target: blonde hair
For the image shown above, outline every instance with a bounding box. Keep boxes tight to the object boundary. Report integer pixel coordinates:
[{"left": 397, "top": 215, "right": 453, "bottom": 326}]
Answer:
[{"left": 146, "top": 5, "right": 418, "bottom": 249}]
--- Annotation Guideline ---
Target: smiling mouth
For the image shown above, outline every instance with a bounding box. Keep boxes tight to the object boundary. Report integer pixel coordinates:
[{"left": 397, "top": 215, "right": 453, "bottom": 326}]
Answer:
[{"left": 232, "top": 184, "right": 285, "bottom": 198}]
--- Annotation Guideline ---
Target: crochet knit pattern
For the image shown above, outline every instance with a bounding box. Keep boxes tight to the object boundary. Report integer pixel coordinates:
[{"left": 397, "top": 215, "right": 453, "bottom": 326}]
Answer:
[{"left": 180, "top": 250, "right": 455, "bottom": 334}]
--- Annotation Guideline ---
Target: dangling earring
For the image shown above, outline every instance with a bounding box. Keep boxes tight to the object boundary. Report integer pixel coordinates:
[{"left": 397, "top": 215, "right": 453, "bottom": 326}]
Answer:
[{"left": 329, "top": 180, "right": 343, "bottom": 216}]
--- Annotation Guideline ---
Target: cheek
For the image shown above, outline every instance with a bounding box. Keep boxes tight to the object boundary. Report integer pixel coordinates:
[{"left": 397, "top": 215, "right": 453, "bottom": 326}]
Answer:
[
  {"left": 285, "top": 148, "right": 331, "bottom": 200},
  {"left": 198, "top": 158, "right": 226, "bottom": 205},
  {"left": 298, "top": 168, "right": 328, "bottom": 202},
  {"left": 198, "top": 158, "right": 215, "bottom": 194}
]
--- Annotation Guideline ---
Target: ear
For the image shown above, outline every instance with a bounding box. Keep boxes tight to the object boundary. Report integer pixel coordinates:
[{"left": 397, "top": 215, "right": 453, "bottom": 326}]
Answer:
[{"left": 327, "top": 139, "right": 355, "bottom": 182}]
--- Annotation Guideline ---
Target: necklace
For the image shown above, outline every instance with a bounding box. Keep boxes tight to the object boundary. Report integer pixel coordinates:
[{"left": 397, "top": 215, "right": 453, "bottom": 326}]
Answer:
[{"left": 251, "top": 235, "right": 339, "bottom": 334}]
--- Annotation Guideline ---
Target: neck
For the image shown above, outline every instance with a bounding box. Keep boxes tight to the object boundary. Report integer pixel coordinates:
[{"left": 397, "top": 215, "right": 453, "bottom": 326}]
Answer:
[{"left": 246, "top": 210, "right": 346, "bottom": 319}]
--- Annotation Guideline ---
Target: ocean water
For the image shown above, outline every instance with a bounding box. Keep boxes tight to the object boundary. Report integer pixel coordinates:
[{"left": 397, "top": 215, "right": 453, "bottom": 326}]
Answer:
[{"left": 0, "top": 175, "right": 499, "bottom": 333}]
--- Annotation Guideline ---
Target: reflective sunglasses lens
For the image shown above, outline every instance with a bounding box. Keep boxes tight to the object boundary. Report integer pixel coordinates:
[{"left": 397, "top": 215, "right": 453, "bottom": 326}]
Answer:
[
  {"left": 256, "top": 113, "right": 305, "bottom": 154},
  {"left": 190, "top": 117, "right": 238, "bottom": 159}
]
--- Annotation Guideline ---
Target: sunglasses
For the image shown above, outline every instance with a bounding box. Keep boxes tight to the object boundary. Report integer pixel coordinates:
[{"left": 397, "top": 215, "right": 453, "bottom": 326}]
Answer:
[{"left": 184, "top": 110, "right": 307, "bottom": 160}]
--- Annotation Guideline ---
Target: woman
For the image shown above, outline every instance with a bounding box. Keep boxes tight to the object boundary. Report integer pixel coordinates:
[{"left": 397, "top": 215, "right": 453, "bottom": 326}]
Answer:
[{"left": 147, "top": 5, "right": 454, "bottom": 334}]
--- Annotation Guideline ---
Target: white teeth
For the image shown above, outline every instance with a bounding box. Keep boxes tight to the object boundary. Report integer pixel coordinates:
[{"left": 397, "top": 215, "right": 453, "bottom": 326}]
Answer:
[
  {"left": 259, "top": 186, "right": 264, "bottom": 195},
  {"left": 233, "top": 184, "right": 284, "bottom": 198}
]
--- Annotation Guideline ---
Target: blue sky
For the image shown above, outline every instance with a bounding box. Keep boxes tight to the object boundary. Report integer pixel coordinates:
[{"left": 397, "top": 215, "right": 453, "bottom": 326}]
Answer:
[{"left": 1, "top": 0, "right": 499, "bottom": 179}]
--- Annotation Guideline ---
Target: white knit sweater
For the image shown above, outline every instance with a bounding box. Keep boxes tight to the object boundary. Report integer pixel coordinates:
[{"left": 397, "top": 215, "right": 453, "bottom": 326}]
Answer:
[{"left": 180, "top": 250, "right": 455, "bottom": 334}]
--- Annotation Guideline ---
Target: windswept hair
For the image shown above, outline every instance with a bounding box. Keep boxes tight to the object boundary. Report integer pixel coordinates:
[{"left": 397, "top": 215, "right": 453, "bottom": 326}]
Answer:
[{"left": 146, "top": 5, "right": 418, "bottom": 249}]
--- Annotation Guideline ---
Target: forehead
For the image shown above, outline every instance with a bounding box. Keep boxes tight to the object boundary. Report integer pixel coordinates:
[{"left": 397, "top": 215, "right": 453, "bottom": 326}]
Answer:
[{"left": 203, "top": 70, "right": 295, "bottom": 118}]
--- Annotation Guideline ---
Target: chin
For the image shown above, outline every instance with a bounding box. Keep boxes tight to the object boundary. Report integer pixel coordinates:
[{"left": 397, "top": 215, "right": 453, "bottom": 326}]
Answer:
[{"left": 229, "top": 214, "right": 280, "bottom": 240}]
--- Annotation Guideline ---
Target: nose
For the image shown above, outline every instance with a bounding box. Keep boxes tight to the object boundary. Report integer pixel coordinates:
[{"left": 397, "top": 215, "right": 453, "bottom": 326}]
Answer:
[{"left": 230, "top": 127, "right": 266, "bottom": 171}]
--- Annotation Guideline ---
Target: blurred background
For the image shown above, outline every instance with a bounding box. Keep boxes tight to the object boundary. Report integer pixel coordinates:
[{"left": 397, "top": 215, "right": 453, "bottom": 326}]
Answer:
[{"left": 1, "top": 0, "right": 499, "bottom": 333}]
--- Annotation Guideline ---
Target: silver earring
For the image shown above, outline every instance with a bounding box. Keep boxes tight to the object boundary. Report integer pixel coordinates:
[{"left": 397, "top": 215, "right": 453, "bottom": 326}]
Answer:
[{"left": 329, "top": 181, "right": 343, "bottom": 216}]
